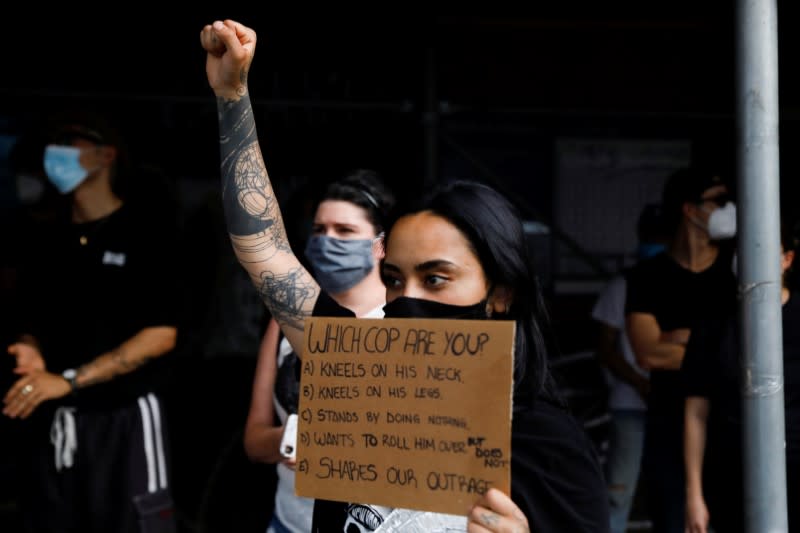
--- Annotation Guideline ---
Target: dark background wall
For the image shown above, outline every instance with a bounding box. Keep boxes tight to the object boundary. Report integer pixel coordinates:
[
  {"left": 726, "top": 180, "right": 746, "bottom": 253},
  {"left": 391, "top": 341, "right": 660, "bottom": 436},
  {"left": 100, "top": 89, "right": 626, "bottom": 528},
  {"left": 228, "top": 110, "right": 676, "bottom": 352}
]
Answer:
[{"left": 3, "top": 7, "right": 799, "bottom": 227}]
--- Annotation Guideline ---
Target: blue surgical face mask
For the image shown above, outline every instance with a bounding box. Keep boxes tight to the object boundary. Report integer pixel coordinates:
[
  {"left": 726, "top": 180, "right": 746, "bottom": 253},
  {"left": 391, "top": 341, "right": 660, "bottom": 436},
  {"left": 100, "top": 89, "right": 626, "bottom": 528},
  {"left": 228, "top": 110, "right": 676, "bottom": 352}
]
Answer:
[
  {"left": 637, "top": 242, "right": 667, "bottom": 260},
  {"left": 304, "top": 235, "right": 377, "bottom": 294},
  {"left": 43, "top": 145, "right": 91, "bottom": 194}
]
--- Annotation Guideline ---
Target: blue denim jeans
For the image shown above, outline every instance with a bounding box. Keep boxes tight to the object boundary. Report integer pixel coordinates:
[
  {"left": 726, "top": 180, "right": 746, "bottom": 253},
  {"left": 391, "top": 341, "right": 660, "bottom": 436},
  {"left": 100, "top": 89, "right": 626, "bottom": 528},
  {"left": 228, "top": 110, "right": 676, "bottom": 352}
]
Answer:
[{"left": 605, "top": 409, "right": 647, "bottom": 533}]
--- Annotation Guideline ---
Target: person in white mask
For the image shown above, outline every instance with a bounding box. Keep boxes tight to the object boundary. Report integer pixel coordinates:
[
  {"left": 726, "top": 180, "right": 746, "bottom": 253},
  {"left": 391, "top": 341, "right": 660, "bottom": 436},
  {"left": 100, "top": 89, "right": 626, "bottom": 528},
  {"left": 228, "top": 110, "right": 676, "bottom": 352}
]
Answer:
[
  {"left": 689, "top": 189, "right": 737, "bottom": 242},
  {"left": 625, "top": 167, "right": 738, "bottom": 533},
  {"left": 683, "top": 219, "right": 800, "bottom": 533}
]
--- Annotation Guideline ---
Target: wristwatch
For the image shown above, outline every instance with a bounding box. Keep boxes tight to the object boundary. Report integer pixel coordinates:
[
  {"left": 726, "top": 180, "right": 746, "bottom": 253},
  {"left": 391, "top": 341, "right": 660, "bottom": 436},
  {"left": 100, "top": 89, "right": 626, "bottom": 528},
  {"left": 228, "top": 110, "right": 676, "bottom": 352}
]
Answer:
[{"left": 62, "top": 368, "right": 78, "bottom": 394}]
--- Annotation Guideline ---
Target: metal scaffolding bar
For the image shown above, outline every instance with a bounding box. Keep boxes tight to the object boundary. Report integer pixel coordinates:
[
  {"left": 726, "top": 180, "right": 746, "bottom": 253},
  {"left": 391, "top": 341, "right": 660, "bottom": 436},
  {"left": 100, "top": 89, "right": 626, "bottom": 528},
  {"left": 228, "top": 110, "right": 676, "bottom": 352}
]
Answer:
[{"left": 736, "top": 1, "right": 787, "bottom": 531}]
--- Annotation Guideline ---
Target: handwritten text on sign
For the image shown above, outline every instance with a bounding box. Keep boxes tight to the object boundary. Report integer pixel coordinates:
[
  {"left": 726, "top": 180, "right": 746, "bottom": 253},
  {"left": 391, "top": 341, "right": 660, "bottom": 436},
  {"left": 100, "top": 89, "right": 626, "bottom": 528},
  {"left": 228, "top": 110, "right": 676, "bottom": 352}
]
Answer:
[{"left": 294, "top": 316, "right": 515, "bottom": 516}]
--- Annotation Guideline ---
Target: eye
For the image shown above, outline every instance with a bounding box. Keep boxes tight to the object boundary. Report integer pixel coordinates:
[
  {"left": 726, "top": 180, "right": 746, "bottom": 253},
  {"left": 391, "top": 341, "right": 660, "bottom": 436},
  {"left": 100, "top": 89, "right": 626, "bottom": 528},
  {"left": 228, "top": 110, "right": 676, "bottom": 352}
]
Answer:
[
  {"left": 382, "top": 275, "right": 402, "bottom": 289},
  {"left": 311, "top": 225, "right": 325, "bottom": 235},
  {"left": 424, "top": 274, "right": 448, "bottom": 287},
  {"left": 331, "top": 226, "right": 358, "bottom": 239}
]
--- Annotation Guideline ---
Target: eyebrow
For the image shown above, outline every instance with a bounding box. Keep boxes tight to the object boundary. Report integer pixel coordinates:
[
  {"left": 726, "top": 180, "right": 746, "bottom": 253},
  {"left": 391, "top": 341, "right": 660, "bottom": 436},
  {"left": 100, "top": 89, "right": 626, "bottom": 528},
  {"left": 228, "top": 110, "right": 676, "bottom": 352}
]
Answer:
[
  {"left": 312, "top": 222, "right": 359, "bottom": 230},
  {"left": 382, "top": 260, "right": 457, "bottom": 273}
]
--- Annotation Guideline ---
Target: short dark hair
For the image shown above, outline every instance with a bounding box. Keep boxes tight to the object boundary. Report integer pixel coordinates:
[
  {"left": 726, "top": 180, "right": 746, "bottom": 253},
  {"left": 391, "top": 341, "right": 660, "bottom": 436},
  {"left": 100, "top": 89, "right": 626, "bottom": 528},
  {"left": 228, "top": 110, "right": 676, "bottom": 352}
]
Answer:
[
  {"left": 45, "top": 109, "right": 123, "bottom": 148},
  {"left": 781, "top": 217, "right": 800, "bottom": 291},
  {"left": 44, "top": 108, "right": 133, "bottom": 199},
  {"left": 637, "top": 203, "right": 668, "bottom": 244},
  {"left": 782, "top": 217, "right": 800, "bottom": 254},
  {"left": 661, "top": 166, "right": 727, "bottom": 233},
  {"left": 320, "top": 169, "right": 396, "bottom": 235}
]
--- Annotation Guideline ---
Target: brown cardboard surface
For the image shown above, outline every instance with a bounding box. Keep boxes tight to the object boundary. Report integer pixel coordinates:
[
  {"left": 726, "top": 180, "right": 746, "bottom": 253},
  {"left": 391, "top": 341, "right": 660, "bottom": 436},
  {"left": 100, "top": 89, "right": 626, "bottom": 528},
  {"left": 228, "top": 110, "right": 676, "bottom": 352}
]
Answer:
[{"left": 294, "top": 316, "right": 515, "bottom": 516}]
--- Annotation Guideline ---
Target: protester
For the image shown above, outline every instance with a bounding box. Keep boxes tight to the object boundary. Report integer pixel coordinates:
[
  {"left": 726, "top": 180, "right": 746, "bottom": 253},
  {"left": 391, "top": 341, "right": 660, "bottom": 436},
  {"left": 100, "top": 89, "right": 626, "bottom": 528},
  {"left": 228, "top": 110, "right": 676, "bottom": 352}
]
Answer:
[{"left": 200, "top": 18, "right": 609, "bottom": 532}]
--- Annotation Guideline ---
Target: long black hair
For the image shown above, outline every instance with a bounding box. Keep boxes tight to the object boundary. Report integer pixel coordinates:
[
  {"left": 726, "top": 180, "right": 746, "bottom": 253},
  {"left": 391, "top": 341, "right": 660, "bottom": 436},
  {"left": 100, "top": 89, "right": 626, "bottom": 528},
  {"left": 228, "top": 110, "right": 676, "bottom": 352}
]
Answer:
[{"left": 388, "top": 179, "right": 562, "bottom": 407}]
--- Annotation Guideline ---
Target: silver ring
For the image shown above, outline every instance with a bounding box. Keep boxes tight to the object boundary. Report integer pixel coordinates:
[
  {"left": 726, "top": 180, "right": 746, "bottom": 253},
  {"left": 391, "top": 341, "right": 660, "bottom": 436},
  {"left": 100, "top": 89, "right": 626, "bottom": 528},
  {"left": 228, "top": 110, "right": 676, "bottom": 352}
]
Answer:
[{"left": 21, "top": 384, "right": 34, "bottom": 395}]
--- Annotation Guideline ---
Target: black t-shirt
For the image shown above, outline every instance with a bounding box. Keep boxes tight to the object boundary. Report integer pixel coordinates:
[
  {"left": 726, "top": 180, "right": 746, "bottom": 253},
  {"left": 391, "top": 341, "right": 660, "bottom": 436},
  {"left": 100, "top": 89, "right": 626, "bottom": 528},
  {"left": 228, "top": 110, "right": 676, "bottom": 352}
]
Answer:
[
  {"left": 625, "top": 250, "right": 736, "bottom": 419},
  {"left": 681, "top": 292, "right": 800, "bottom": 531},
  {"left": 309, "top": 291, "right": 609, "bottom": 533},
  {"left": 682, "top": 291, "right": 800, "bottom": 472},
  {"left": 16, "top": 201, "right": 180, "bottom": 409}
]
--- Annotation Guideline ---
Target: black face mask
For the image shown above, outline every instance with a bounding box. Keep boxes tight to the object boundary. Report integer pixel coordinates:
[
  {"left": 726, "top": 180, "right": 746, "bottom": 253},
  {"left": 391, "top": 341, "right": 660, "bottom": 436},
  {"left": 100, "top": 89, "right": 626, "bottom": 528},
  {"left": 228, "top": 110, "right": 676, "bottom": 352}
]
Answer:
[{"left": 383, "top": 296, "right": 489, "bottom": 320}]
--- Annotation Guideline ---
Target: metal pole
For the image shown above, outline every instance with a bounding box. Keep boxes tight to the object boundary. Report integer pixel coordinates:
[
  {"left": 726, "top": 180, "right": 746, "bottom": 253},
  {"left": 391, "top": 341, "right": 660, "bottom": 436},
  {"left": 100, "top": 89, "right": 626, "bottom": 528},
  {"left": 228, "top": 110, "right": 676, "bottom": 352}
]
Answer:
[{"left": 736, "top": 1, "right": 787, "bottom": 531}]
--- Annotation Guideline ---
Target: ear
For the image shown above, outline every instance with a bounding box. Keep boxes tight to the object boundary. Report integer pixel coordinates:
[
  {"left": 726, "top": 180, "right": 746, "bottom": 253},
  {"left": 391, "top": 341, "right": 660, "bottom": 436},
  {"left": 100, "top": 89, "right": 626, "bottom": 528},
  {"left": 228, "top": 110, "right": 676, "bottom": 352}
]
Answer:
[
  {"left": 487, "top": 284, "right": 514, "bottom": 316},
  {"left": 782, "top": 250, "right": 795, "bottom": 274},
  {"left": 98, "top": 145, "right": 117, "bottom": 167},
  {"left": 681, "top": 200, "right": 696, "bottom": 219},
  {"left": 373, "top": 232, "right": 386, "bottom": 261}
]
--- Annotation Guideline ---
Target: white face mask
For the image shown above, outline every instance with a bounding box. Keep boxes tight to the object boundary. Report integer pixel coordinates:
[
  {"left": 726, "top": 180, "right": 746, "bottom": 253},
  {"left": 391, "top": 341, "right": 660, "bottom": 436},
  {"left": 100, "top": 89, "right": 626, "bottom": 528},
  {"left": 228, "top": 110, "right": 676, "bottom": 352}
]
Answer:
[{"left": 706, "top": 202, "right": 737, "bottom": 240}]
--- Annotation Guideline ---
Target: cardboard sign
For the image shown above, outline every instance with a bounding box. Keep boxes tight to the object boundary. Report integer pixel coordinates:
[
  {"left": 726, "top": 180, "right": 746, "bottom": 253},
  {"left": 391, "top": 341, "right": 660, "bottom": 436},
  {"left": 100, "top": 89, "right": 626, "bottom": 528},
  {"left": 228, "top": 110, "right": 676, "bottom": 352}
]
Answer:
[{"left": 294, "top": 316, "right": 515, "bottom": 516}]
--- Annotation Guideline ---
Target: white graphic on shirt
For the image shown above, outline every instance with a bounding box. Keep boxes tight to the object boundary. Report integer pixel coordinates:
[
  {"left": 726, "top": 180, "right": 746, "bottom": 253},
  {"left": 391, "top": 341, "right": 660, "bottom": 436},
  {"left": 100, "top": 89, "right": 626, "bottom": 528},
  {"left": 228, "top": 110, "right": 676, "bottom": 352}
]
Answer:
[
  {"left": 344, "top": 503, "right": 392, "bottom": 532},
  {"left": 102, "top": 251, "right": 126, "bottom": 266}
]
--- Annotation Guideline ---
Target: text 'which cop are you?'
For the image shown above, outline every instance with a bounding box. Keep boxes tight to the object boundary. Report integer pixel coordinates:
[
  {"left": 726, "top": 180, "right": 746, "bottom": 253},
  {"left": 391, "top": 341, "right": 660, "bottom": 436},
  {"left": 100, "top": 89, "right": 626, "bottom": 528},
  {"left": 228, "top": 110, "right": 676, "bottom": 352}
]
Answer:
[
  {"left": 298, "top": 321, "right": 510, "bottom": 470},
  {"left": 305, "top": 322, "right": 491, "bottom": 357},
  {"left": 295, "top": 317, "right": 514, "bottom": 513}
]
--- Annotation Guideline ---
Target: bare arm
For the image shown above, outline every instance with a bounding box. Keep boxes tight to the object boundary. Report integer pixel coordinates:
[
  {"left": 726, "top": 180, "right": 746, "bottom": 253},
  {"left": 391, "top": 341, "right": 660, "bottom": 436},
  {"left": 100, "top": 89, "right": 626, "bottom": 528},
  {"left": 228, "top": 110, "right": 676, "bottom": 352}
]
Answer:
[
  {"left": 626, "top": 312, "right": 686, "bottom": 370},
  {"left": 244, "top": 318, "right": 288, "bottom": 464},
  {"left": 200, "top": 19, "right": 318, "bottom": 354},
  {"left": 3, "top": 326, "right": 175, "bottom": 419},
  {"left": 74, "top": 326, "right": 176, "bottom": 388},
  {"left": 685, "top": 396, "right": 710, "bottom": 533}
]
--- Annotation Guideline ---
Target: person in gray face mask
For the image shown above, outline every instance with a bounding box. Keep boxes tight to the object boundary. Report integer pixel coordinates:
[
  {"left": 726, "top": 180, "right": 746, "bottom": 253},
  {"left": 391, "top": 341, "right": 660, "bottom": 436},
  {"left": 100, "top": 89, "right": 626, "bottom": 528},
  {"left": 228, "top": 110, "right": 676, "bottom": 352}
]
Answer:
[
  {"left": 302, "top": 173, "right": 391, "bottom": 296},
  {"left": 243, "top": 169, "right": 395, "bottom": 533}
]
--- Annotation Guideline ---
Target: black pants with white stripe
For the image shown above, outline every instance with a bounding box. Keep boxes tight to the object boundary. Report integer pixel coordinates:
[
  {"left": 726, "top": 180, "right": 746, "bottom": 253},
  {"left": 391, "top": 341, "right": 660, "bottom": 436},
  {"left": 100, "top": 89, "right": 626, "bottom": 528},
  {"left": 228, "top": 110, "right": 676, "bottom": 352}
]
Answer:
[{"left": 21, "top": 393, "right": 176, "bottom": 533}]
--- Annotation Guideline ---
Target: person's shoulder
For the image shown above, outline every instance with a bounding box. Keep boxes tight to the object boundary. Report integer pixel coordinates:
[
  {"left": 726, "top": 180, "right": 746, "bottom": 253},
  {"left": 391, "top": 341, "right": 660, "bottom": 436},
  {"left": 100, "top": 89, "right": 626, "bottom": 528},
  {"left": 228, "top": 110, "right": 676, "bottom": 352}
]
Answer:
[
  {"left": 513, "top": 399, "right": 592, "bottom": 445},
  {"left": 14, "top": 211, "right": 69, "bottom": 261},
  {"left": 313, "top": 291, "right": 355, "bottom": 318},
  {"left": 624, "top": 253, "right": 660, "bottom": 283},
  {"left": 593, "top": 274, "right": 626, "bottom": 315},
  {"left": 604, "top": 273, "right": 627, "bottom": 293},
  {"left": 784, "top": 292, "right": 800, "bottom": 316},
  {"left": 115, "top": 200, "right": 180, "bottom": 241},
  {"left": 118, "top": 199, "right": 176, "bottom": 224},
  {"left": 511, "top": 399, "right": 609, "bottom": 532},
  {"left": 636, "top": 251, "right": 670, "bottom": 270}
]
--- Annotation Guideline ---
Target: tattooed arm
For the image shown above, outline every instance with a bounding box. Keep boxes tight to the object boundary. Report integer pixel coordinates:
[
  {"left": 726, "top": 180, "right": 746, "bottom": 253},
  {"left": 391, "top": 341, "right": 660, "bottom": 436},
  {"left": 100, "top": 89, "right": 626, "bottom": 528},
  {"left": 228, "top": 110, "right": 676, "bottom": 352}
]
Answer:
[
  {"left": 72, "top": 326, "right": 177, "bottom": 388},
  {"left": 200, "top": 19, "right": 319, "bottom": 354}
]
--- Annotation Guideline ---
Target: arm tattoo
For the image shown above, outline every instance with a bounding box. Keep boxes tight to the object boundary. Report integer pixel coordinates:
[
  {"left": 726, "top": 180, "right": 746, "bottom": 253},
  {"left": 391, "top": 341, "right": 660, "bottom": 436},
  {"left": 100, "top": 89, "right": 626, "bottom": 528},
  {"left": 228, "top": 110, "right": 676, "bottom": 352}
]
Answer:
[
  {"left": 218, "top": 94, "right": 287, "bottom": 248},
  {"left": 112, "top": 349, "right": 143, "bottom": 371},
  {"left": 258, "top": 267, "right": 318, "bottom": 332},
  {"left": 76, "top": 350, "right": 153, "bottom": 387},
  {"left": 217, "top": 90, "right": 313, "bottom": 329}
]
